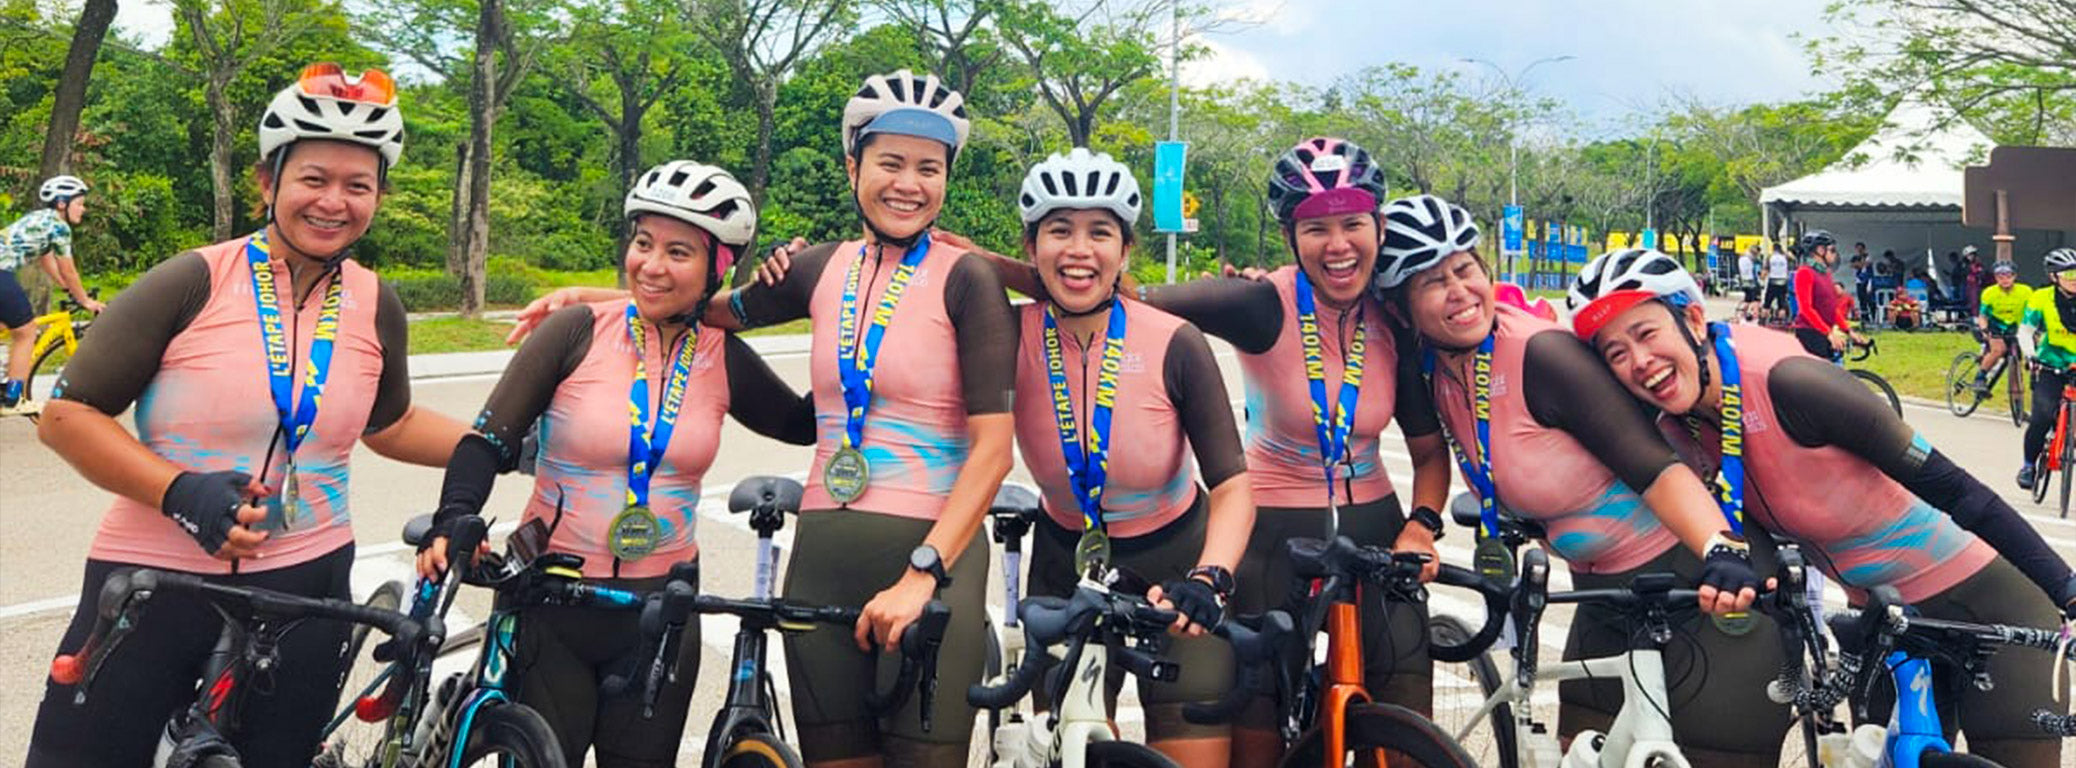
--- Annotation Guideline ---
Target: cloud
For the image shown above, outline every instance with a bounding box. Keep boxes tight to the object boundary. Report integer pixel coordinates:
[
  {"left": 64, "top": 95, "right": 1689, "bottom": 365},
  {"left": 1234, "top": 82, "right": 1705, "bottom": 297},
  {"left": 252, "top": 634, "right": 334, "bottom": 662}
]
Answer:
[
  {"left": 112, "top": 0, "right": 175, "bottom": 49},
  {"left": 1183, "top": 38, "right": 1272, "bottom": 88}
]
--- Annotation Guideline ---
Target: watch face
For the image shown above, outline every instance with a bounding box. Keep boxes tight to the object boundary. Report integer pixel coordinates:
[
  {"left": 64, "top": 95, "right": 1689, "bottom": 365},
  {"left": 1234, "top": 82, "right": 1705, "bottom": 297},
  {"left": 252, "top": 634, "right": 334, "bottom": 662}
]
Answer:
[{"left": 910, "top": 545, "right": 938, "bottom": 572}]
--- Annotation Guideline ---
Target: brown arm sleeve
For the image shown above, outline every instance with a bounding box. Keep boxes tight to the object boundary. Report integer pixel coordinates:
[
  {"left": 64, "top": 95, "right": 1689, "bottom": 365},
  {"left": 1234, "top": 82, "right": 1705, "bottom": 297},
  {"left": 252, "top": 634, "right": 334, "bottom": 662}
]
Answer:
[
  {"left": 944, "top": 253, "right": 1019, "bottom": 414},
  {"left": 731, "top": 242, "right": 835, "bottom": 328},
  {"left": 722, "top": 333, "right": 817, "bottom": 445},
  {"left": 52, "top": 251, "right": 210, "bottom": 415},
  {"left": 1139, "top": 278, "right": 1285, "bottom": 354},
  {"left": 1393, "top": 329, "right": 1442, "bottom": 437},
  {"left": 1520, "top": 330, "right": 1681, "bottom": 493},
  {"left": 364, "top": 280, "right": 413, "bottom": 433},
  {"left": 1164, "top": 324, "right": 1247, "bottom": 489},
  {"left": 471, "top": 305, "right": 593, "bottom": 467}
]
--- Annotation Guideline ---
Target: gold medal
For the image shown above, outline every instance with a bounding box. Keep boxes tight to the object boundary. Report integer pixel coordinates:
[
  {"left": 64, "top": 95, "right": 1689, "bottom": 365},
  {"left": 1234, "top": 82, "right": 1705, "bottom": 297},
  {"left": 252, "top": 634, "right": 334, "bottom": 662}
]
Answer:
[
  {"left": 1474, "top": 537, "right": 1516, "bottom": 584},
  {"left": 608, "top": 504, "right": 661, "bottom": 561},
  {"left": 1712, "top": 611, "right": 1758, "bottom": 636},
  {"left": 1073, "top": 529, "right": 1112, "bottom": 579},
  {"left": 825, "top": 446, "right": 871, "bottom": 504}
]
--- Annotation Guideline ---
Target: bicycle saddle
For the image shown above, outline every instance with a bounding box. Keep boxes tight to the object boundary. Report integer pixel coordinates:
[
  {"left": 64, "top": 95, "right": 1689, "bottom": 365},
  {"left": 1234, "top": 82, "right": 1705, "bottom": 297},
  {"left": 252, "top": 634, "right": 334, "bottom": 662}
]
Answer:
[{"left": 728, "top": 475, "right": 804, "bottom": 515}]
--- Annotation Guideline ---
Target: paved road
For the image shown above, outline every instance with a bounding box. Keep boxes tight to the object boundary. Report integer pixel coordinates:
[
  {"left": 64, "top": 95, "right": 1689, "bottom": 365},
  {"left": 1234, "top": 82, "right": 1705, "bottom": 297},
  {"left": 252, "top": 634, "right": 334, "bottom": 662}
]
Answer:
[{"left": 3, "top": 323, "right": 2070, "bottom": 765}]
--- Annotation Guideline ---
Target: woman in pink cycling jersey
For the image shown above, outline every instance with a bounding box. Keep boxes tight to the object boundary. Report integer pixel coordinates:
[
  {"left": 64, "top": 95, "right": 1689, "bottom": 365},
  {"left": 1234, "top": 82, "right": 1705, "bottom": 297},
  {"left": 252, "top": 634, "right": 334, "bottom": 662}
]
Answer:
[
  {"left": 1570, "top": 248, "right": 2074, "bottom": 768},
  {"left": 1376, "top": 193, "right": 1780, "bottom": 768},
  {"left": 415, "top": 161, "right": 814, "bottom": 766},
  {"left": 29, "top": 63, "right": 468, "bottom": 766}
]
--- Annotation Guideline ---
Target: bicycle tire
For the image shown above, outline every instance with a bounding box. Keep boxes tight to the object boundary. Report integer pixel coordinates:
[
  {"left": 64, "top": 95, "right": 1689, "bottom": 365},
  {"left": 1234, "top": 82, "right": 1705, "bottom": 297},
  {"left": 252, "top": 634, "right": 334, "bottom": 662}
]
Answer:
[
  {"left": 2032, "top": 449, "right": 2052, "bottom": 505},
  {"left": 1084, "top": 740, "right": 1183, "bottom": 767},
  {"left": 981, "top": 619, "right": 1003, "bottom": 762},
  {"left": 2008, "top": 363, "right": 2028, "bottom": 427},
  {"left": 456, "top": 701, "right": 569, "bottom": 767},
  {"left": 22, "top": 337, "right": 66, "bottom": 423},
  {"left": 317, "top": 580, "right": 407, "bottom": 765},
  {"left": 1279, "top": 702, "right": 1481, "bottom": 768},
  {"left": 2061, "top": 408, "right": 2074, "bottom": 519},
  {"left": 1918, "top": 749, "right": 2006, "bottom": 768},
  {"left": 1946, "top": 351, "right": 1983, "bottom": 417},
  {"left": 717, "top": 732, "right": 805, "bottom": 768},
  {"left": 1426, "top": 614, "right": 1516, "bottom": 768},
  {"left": 1850, "top": 369, "right": 1902, "bottom": 417}
]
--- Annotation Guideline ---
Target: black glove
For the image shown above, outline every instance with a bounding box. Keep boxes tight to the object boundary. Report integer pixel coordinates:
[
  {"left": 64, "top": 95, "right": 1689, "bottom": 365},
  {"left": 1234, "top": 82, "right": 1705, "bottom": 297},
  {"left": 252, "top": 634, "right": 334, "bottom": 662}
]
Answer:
[
  {"left": 160, "top": 470, "right": 251, "bottom": 556},
  {"left": 1160, "top": 577, "right": 1225, "bottom": 630},
  {"left": 1697, "top": 540, "right": 1761, "bottom": 596}
]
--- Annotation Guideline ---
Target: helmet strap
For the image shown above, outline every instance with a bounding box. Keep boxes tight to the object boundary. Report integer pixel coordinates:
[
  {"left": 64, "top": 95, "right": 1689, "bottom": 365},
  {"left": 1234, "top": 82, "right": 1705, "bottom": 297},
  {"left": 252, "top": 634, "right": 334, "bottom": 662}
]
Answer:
[
  {"left": 262, "top": 142, "right": 381, "bottom": 269},
  {"left": 1051, "top": 278, "right": 1122, "bottom": 318},
  {"left": 1669, "top": 301, "right": 1712, "bottom": 414}
]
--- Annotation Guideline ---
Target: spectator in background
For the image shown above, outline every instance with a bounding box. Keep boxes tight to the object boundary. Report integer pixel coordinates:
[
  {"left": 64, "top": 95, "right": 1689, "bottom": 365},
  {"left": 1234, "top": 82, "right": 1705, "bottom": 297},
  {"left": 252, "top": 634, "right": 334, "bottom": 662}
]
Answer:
[
  {"left": 1963, "top": 245, "right": 1987, "bottom": 305},
  {"left": 1765, "top": 242, "right": 1793, "bottom": 323},
  {"left": 1882, "top": 248, "right": 1905, "bottom": 282},
  {"left": 1854, "top": 253, "right": 1878, "bottom": 324},
  {"left": 1738, "top": 244, "right": 1762, "bottom": 321}
]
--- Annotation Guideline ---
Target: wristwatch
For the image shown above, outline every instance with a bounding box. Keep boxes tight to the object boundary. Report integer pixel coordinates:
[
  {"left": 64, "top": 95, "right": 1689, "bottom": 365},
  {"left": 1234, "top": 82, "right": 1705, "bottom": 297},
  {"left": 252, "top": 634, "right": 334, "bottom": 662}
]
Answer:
[
  {"left": 908, "top": 544, "right": 951, "bottom": 589},
  {"left": 1408, "top": 506, "right": 1445, "bottom": 540},
  {"left": 1186, "top": 565, "right": 1236, "bottom": 597}
]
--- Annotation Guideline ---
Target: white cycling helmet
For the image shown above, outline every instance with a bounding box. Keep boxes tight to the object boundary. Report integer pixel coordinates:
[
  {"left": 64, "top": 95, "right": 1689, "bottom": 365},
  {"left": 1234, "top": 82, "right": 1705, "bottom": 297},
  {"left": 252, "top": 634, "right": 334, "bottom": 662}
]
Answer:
[
  {"left": 842, "top": 69, "right": 970, "bottom": 159},
  {"left": 258, "top": 63, "right": 405, "bottom": 168},
  {"left": 38, "top": 175, "right": 87, "bottom": 205},
  {"left": 1017, "top": 148, "right": 1142, "bottom": 226},
  {"left": 1376, "top": 194, "right": 1480, "bottom": 290},
  {"left": 2046, "top": 248, "right": 2076, "bottom": 275},
  {"left": 1568, "top": 248, "right": 1703, "bottom": 340},
  {"left": 625, "top": 160, "right": 757, "bottom": 280}
]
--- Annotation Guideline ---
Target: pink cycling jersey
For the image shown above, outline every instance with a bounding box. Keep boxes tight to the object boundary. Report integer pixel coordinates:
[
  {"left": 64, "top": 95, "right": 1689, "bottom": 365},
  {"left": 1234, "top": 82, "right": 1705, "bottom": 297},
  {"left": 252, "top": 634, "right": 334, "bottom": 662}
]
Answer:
[
  {"left": 1236, "top": 266, "right": 1400, "bottom": 508},
  {"left": 86, "top": 238, "right": 388, "bottom": 573},
  {"left": 521, "top": 301, "right": 733, "bottom": 578},
  {"left": 1660, "top": 324, "right": 1993, "bottom": 603},
  {"left": 1429, "top": 305, "right": 1678, "bottom": 574}
]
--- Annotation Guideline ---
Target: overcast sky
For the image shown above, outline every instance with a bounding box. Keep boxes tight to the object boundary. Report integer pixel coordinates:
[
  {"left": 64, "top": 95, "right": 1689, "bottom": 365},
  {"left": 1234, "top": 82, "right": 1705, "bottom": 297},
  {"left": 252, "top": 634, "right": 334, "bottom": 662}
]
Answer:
[{"left": 109, "top": 0, "right": 1847, "bottom": 129}]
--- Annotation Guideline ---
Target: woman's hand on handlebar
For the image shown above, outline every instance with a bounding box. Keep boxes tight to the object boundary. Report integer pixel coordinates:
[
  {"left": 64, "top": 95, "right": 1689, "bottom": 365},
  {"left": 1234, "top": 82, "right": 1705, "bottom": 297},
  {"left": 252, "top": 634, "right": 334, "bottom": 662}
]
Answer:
[
  {"left": 856, "top": 570, "right": 938, "bottom": 652},
  {"left": 1391, "top": 524, "right": 1441, "bottom": 583},
  {"left": 1148, "top": 578, "right": 1221, "bottom": 637}
]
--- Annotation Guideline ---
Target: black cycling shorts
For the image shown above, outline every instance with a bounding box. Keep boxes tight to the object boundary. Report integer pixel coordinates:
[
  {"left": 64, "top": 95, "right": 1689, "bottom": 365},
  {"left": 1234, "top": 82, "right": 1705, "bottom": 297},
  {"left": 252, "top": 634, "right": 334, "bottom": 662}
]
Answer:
[{"left": 0, "top": 269, "right": 34, "bottom": 328}]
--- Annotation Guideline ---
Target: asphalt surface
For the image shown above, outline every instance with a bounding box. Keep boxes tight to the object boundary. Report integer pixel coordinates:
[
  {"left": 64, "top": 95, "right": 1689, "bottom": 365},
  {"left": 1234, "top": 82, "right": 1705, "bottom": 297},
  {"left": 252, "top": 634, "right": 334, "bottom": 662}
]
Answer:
[{"left": 4, "top": 308, "right": 2074, "bottom": 766}]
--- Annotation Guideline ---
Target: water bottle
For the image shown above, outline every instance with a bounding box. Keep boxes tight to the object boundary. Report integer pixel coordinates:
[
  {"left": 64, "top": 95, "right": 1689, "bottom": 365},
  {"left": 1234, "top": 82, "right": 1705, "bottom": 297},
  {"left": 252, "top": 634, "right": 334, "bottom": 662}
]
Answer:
[
  {"left": 1522, "top": 722, "right": 1565, "bottom": 768},
  {"left": 1560, "top": 729, "right": 1605, "bottom": 768}
]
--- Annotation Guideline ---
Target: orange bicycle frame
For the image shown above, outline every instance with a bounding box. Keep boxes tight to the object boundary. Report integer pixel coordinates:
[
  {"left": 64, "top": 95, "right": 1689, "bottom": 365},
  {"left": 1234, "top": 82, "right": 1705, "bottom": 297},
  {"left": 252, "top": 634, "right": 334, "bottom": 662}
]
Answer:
[
  {"left": 2055, "top": 382, "right": 2076, "bottom": 472},
  {"left": 1315, "top": 584, "right": 1389, "bottom": 768}
]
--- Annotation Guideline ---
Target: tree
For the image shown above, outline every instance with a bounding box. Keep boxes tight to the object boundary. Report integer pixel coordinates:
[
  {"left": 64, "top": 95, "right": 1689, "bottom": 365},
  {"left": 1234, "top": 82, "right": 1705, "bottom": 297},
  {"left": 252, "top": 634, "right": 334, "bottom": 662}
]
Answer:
[
  {"left": 871, "top": 0, "right": 1001, "bottom": 97},
  {"left": 38, "top": 0, "right": 117, "bottom": 178},
  {"left": 174, "top": 0, "right": 325, "bottom": 240},
  {"left": 1817, "top": 0, "right": 2076, "bottom": 144},
  {"left": 556, "top": 0, "right": 698, "bottom": 242},
  {"left": 695, "top": 0, "right": 851, "bottom": 203},
  {"left": 995, "top": 0, "right": 1161, "bottom": 147}
]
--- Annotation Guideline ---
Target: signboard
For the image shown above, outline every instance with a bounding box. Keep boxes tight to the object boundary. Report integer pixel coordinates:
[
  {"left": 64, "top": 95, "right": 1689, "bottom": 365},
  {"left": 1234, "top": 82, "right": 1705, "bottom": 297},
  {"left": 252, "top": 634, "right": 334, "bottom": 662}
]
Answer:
[
  {"left": 1503, "top": 205, "right": 1524, "bottom": 252},
  {"left": 1963, "top": 146, "right": 2076, "bottom": 230},
  {"left": 1153, "top": 141, "right": 1187, "bottom": 233},
  {"left": 1640, "top": 228, "right": 1658, "bottom": 250}
]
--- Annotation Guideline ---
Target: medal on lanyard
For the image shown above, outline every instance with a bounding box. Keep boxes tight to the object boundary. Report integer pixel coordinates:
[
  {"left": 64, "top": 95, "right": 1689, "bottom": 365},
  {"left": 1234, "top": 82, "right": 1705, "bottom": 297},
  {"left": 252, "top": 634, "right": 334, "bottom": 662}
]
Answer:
[
  {"left": 1693, "top": 322, "right": 1756, "bottom": 635},
  {"left": 1294, "top": 274, "right": 1364, "bottom": 517},
  {"left": 246, "top": 230, "right": 342, "bottom": 531},
  {"left": 826, "top": 236, "right": 932, "bottom": 504},
  {"left": 1426, "top": 333, "right": 1515, "bottom": 583},
  {"left": 613, "top": 303, "right": 699, "bottom": 562},
  {"left": 1045, "top": 301, "right": 1126, "bottom": 577}
]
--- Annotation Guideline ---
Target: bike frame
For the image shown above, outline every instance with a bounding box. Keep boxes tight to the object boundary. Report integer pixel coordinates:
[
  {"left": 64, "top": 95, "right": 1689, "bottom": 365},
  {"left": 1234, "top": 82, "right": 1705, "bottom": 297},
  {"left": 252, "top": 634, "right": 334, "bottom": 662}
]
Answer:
[
  {"left": 1873, "top": 651, "right": 1953, "bottom": 768},
  {"left": 1043, "top": 591, "right": 1131, "bottom": 768},
  {"left": 28, "top": 307, "right": 79, "bottom": 359},
  {"left": 700, "top": 515, "right": 789, "bottom": 768},
  {"left": 1312, "top": 597, "right": 1386, "bottom": 768}
]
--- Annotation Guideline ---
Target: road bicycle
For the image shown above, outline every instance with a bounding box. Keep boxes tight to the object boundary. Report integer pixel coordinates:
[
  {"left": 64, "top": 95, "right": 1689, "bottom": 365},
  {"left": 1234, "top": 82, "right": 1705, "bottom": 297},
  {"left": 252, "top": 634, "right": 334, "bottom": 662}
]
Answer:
[
  {"left": 2027, "top": 361, "right": 2076, "bottom": 518},
  {"left": 1190, "top": 535, "right": 1509, "bottom": 768},
  {"left": 1781, "top": 584, "right": 2076, "bottom": 767},
  {"left": 50, "top": 567, "right": 442, "bottom": 767},
  {"left": 977, "top": 483, "right": 1043, "bottom": 764},
  {"left": 1835, "top": 336, "right": 1902, "bottom": 417},
  {"left": 1945, "top": 328, "right": 2027, "bottom": 427},
  {"left": 8, "top": 287, "right": 94, "bottom": 420},
  {"left": 318, "top": 509, "right": 700, "bottom": 767},
  {"left": 695, "top": 475, "right": 949, "bottom": 768},
  {"left": 969, "top": 564, "right": 1287, "bottom": 768}
]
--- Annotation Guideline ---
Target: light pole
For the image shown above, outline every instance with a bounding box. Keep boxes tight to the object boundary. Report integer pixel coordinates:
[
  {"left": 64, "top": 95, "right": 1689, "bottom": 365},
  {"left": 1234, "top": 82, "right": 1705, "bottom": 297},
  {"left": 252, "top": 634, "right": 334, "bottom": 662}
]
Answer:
[{"left": 1460, "top": 55, "right": 1574, "bottom": 209}]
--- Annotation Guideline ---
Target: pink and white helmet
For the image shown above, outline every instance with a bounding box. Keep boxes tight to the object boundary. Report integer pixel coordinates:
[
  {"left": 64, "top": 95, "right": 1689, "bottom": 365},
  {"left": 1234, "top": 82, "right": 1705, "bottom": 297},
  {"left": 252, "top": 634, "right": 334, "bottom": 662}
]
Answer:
[{"left": 1267, "top": 137, "right": 1387, "bottom": 225}]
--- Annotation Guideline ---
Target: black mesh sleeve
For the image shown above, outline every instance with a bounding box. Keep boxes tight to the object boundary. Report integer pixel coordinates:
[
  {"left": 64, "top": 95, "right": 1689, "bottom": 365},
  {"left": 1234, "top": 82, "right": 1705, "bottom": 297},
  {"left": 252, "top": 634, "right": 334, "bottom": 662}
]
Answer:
[
  {"left": 944, "top": 253, "right": 1019, "bottom": 414},
  {"left": 1521, "top": 330, "right": 1681, "bottom": 493},
  {"left": 722, "top": 333, "right": 817, "bottom": 445},
  {"left": 51, "top": 251, "right": 210, "bottom": 415},
  {"left": 470, "top": 305, "right": 593, "bottom": 467},
  {"left": 364, "top": 280, "right": 412, "bottom": 434},
  {"left": 1163, "top": 324, "right": 1247, "bottom": 489},
  {"left": 1139, "top": 278, "right": 1285, "bottom": 354},
  {"left": 731, "top": 241, "right": 835, "bottom": 328}
]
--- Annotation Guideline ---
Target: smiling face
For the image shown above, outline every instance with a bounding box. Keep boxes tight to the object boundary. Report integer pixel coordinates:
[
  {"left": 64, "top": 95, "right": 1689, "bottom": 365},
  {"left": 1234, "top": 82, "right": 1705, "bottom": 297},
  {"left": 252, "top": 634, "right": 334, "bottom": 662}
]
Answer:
[
  {"left": 1288, "top": 212, "right": 1378, "bottom": 306},
  {"left": 1403, "top": 250, "right": 1494, "bottom": 349},
  {"left": 1027, "top": 208, "right": 1130, "bottom": 314},
  {"left": 59, "top": 195, "right": 87, "bottom": 225},
  {"left": 623, "top": 213, "right": 715, "bottom": 323},
  {"left": 1592, "top": 300, "right": 1710, "bottom": 414},
  {"left": 258, "top": 140, "right": 383, "bottom": 259},
  {"left": 846, "top": 134, "right": 949, "bottom": 242}
]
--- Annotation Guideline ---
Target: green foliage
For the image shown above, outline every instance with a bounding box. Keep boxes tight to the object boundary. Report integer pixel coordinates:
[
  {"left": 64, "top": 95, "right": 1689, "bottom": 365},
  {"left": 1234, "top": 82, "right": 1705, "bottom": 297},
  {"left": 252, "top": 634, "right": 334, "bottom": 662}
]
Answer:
[{"left": 383, "top": 267, "right": 534, "bottom": 311}]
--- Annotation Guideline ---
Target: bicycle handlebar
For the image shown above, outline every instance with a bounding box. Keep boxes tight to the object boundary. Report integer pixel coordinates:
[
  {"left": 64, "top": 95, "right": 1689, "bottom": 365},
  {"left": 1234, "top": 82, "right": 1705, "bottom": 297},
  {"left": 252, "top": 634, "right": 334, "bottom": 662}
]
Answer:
[
  {"left": 2035, "top": 709, "right": 2076, "bottom": 737},
  {"left": 51, "top": 568, "right": 442, "bottom": 707},
  {"left": 600, "top": 560, "right": 702, "bottom": 717},
  {"left": 969, "top": 584, "right": 1184, "bottom": 711},
  {"left": 1180, "top": 610, "right": 1295, "bottom": 725}
]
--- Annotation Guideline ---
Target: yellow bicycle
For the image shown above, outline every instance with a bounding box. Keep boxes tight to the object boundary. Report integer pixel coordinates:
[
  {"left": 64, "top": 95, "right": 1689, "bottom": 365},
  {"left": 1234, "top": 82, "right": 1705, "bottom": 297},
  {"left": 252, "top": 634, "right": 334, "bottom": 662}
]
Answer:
[{"left": 9, "top": 289, "right": 95, "bottom": 420}]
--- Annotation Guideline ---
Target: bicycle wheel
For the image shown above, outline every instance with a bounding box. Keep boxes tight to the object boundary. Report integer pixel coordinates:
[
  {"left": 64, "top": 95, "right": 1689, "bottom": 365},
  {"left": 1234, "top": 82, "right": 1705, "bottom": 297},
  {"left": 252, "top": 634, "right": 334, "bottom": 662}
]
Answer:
[
  {"left": 317, "top": 580, "right": 407, "bottom": 766},
  {"left": 1918, "top": 749, "right": 2006, "bottom": 768},
  {"left": 1279, "top": 702, "right": 1480, "bottom": 768},
  {"left": 1946, "top": 351, "right": 1984, "bottom": 417},
  {"left": 717, "top": 732, "right": 805, "bottom": 768},
  {"left": 2008, "top": 364, "right": 2029, "bottom": 427},
  {"left": 455, "top": 702, "right": 568, "bottom": 767},
  {"left": 2061, "top": 411, "right": 2074, "bottom": 519},
  {"left": 981, "top": 619, "right": 1003, "bottom": 761},
  {"left": 1851, "top": 369, "right": 1902, "bottom": 417},
  {"left": 1426, "top": 615, "right": 1515, "bottom": 768},
  {"left": 2032, "top": 449, "right": 2052, "bottom": 505},
  {"left": 22, "top": 337, "right": 67, "bottom": 423},
  {"left": 1085, "top": 740, "right": 1183, "bottom": 767}
]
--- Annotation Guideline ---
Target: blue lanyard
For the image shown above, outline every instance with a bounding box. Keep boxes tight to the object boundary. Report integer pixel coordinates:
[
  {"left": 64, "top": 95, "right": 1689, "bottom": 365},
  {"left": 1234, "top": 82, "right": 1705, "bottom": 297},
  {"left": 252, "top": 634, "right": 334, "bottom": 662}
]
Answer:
[
  {"left": 1294, "top": 274, "right": 1365, "bottom": 502},
  {"left": 1425, "top": 333, "right": 1500, "bottom": 539},
  {"left": 835, "top": 236, "right": 931, "bottom": 449},
  {"left": 1694, "top": 323, "right": 1747, "bottom": 535},
  {"left": 1043, "top": 301, "right": 1127, "bottom": 533},
  {"left": 623, "top": 303, "right": 700, "bottom": 508},
  {"left": 245, "top": 230, "right": 342, "bottom": 457}
]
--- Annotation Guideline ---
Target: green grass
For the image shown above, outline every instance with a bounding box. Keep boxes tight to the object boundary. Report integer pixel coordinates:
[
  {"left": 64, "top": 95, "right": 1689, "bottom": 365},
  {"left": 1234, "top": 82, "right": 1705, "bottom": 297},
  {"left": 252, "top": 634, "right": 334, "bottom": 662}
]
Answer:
[
  {"left": 409, "top": 317, "right": 519, "bottom": 354},
  {"left": 1855, "top": 329, "right": 2021, "bottom": 410},
  {"left": 742, "top": 318, "right": 812, "bottom": 337}
]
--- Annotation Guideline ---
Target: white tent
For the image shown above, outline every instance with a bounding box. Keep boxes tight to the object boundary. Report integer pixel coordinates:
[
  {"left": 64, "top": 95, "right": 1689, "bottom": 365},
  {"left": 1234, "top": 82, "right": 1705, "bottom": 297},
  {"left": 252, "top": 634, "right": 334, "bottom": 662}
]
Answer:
[{"left": 1755, "top": 98, "right": 2074, "bottom": 287}]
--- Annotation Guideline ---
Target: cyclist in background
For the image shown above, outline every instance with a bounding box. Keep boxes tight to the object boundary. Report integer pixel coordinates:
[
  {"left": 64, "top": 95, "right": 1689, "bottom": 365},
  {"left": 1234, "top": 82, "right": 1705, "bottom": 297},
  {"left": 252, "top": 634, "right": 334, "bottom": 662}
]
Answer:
[
  {"left": 2018, "top": 248, "right": 2076, "bottom": 491},
  {"left": 1572, "top": 248, "right": 2073, "bottom": 767},
  {"left": 1762, "top": 242, "right": 1791, "bottom": 323},
  {"left": 1, "top": 175, "right": 104, "bottom": 415},
  {"left": 1975, "top": 261, "right": 2030, "bottom": 393},
  {"left": 1789, "top": 229, "right": 1864, "bottom": 359}
]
